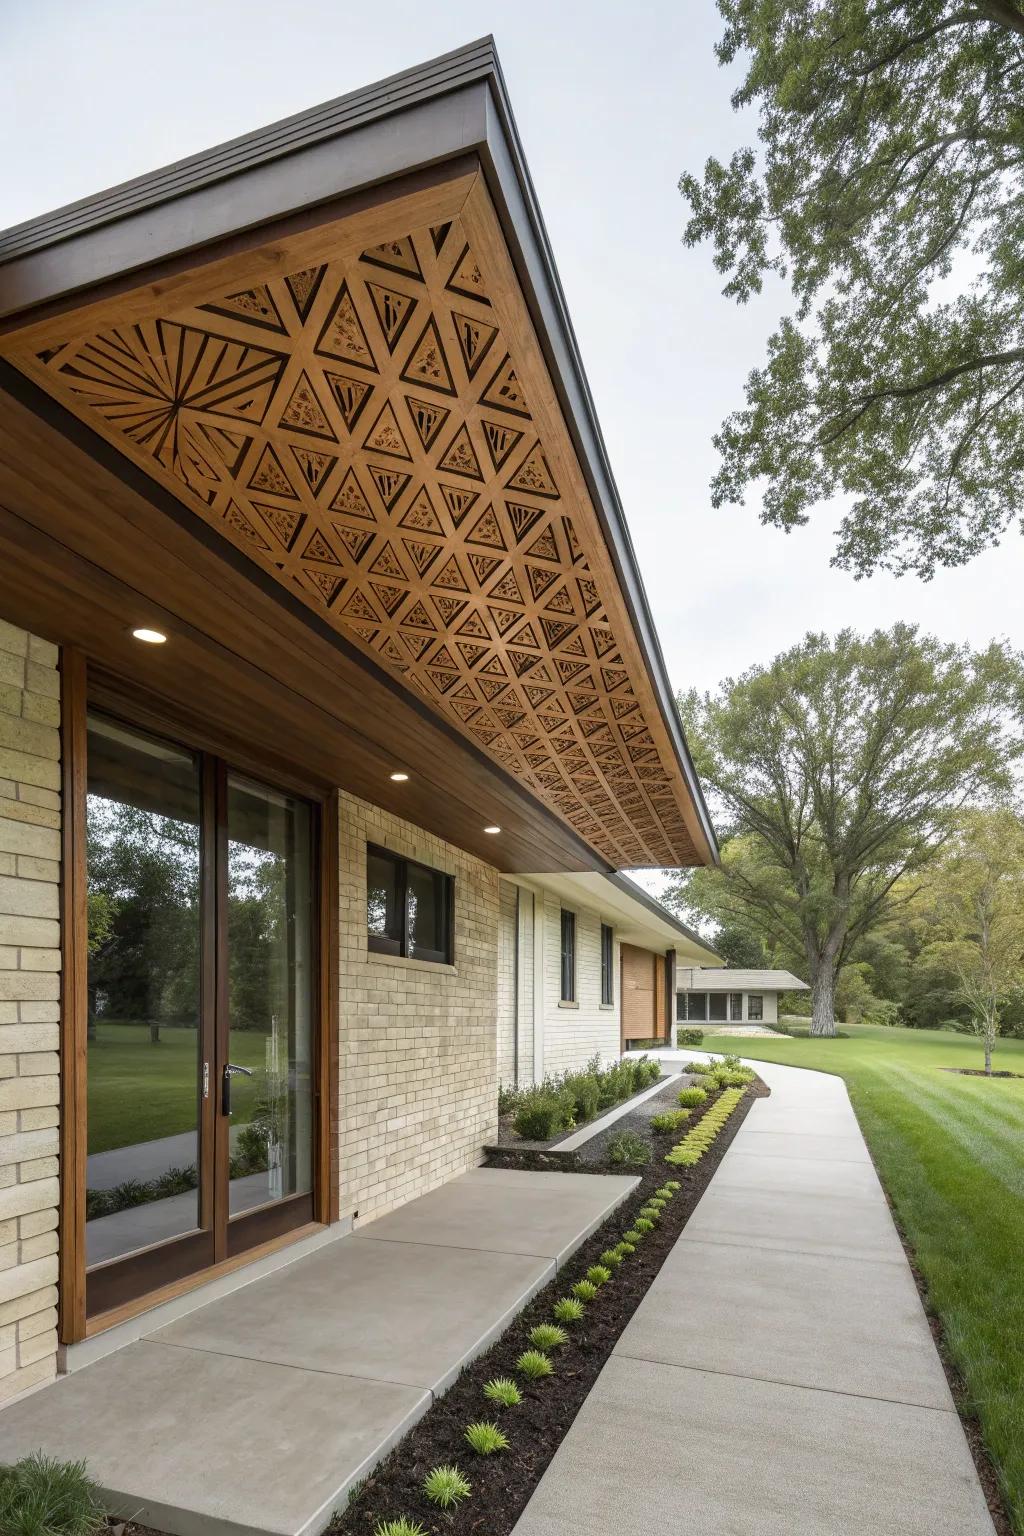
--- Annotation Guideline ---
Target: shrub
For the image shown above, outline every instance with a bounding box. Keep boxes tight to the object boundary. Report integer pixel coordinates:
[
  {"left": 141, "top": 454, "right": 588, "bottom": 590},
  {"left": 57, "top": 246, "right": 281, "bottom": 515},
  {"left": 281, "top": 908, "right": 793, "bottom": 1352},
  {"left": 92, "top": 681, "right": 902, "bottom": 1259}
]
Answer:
[
  {"left": 529, "top": 1323, "right": 568, "bottom": 1351},
  {"left": 599, "top": 1248, "right": 623, "bottom": 1268},
  {"left": 586, "top": 1264, "right": 612, "bottom": 1287},
  {"left": 630, "top": 1055, "right": 662, "bottom": 1091},
  {"left": 677, "top": 1027, "right": 705, "bottom": 1046},
  {"left": 606, "top": 1131, "right": 651, "bottom": 1166},
  {"left": 422, "top": 1466, "right": 471, "bottom": 1510},
  {"left": 513, "top": 1087, "right": 568, "bottom": 1141},
  {"left": 678, "top": 1086, "right": 708, "bottom": 1107},
  {"left": 571, "top": 1279, "right": 599, "bottom": 1302},
  {"left": 464, "top": 1421, "right": 510, "bottom": 1455},
  {"left": 650, "top": 1109, "right": 689, "bottom": 1134},
  {"left": 597, "top": 1058, "right": 637, "bottom": 1108},
  {"left": 564, "top": 1070, "right": 601, "bottom": 1124},
  {"left": 498, "top": 1082, "right": 521, "bottom": 1117},
  {"left": 516, "top": 1349, "right": 554, "bottom": 1380},
  {"left": 633, "top": 1217, "right": 654, "bottom": 1232},
  {"left": 0, "top": 1456, "right": 103, "bottom": 1536},
  {"left": 622, "top": 1228, "right": 644, "bottom": 1244},
  {"left": 553, "top": 1296, "right": 585, "bottom": 1324},
  {"left": 374, "top": 1520, "right": 427, "bottom": 1536},
  {"left": 683, "top": 1059, "right": 714, "bottom": 1074},
  {"left": 483, "top": 1376, "right": 522, "bottom": 1407}
]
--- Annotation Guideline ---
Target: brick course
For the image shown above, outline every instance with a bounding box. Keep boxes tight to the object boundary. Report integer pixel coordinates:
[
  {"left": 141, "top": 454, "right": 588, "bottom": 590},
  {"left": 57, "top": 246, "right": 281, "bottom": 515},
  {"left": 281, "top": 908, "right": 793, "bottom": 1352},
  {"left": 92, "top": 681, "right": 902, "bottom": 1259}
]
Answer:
[{"left": 0, "top": 621, "right": 61, "bottom": 1403}]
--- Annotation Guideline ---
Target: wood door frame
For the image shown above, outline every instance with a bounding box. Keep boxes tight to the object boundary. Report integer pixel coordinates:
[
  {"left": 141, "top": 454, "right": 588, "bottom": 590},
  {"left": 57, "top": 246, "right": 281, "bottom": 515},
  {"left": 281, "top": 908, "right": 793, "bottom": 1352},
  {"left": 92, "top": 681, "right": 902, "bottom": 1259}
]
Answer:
[{"left": 58, "top": 655, "right": 339, "bottom": 1342}]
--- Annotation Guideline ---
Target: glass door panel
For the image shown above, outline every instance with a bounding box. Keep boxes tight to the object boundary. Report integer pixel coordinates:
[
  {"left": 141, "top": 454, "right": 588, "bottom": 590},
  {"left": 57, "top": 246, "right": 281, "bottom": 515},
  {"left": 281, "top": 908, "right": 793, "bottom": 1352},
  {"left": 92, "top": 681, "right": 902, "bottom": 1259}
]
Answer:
[
  {"left": 85, "top": 715, "right": 204, "bottom": 1270},
  {"left": 225, "top": 774, "right": 314, "bottom": 1221}
]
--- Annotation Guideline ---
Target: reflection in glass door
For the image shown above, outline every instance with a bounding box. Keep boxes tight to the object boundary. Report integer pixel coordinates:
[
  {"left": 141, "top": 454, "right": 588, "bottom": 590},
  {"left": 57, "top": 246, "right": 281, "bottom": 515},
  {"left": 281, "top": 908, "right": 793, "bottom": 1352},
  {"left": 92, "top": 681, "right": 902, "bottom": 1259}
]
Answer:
[
  {"left": 225, "top": 775, "right": 314, "bottom": 1224},
  {"left": 85, "top": 716, "right": 205, "bottom": 1272}
]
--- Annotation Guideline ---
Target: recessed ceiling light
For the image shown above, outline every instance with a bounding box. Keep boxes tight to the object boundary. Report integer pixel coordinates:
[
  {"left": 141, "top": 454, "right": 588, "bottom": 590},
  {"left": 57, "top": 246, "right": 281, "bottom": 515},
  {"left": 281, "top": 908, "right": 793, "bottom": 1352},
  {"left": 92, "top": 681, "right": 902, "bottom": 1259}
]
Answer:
[
  {"left": 131, "top": 627, "right": 167, "bottom": 645},
  {"left": 389, "top": 772, "right": 409, "bottom": 782},
  {"left": 483, "top": 825, "right": 501, "bottom": 835}
]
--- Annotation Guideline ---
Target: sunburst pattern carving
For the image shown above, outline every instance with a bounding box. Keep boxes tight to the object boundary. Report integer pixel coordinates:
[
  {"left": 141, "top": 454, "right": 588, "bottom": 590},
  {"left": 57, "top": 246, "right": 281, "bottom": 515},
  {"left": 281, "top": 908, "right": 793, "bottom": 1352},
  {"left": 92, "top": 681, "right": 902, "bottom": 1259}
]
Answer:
[{"left": 24, "top": 219, "right": 697, "bottom": 866}]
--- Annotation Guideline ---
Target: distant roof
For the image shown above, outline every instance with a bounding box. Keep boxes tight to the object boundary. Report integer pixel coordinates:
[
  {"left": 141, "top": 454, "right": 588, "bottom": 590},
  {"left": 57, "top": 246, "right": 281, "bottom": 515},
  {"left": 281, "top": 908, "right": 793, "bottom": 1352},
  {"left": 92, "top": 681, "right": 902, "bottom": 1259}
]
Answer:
[{"left": 677, "top": 968, "right": 809, "bottom": 992}]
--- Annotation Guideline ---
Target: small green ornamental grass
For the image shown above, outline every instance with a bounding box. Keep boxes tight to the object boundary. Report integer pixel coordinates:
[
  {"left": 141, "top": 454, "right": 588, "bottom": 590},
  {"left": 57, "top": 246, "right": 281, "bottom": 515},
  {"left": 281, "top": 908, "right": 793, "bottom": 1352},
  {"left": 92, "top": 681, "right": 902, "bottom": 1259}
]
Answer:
[
  {"left": 586, "top": 1264, "right": 612, "bottom": 1286},
  {"left": 678, "top": 1086, "right": 708, "bottom": 1107},
  {"left": 465, "top": 1420, "right": 510, "bottom": 1455},
  {"left": 599, "top": 1247, "right": 623, "bottom": 1267},
  {"left": 516, "top": 1349, "right": 555, "bottom": 1380},
  {"left": 422, "top": 1465, "right": 471, "bottom": 1510},
  {"left": 483, "top": 1376, "right": 522, "bottom": 1408},
  {"left": 616, "top": 1239, "right": 636, "bottom": 1255},
  {"left": 622, "top": 1227, "right": 644, "bottom": 1244},
  {"left": 571, "top": 1278, "right": 599, "bottom": 1302},
  {"left": 374, "top": 1520, "right": 427, "bottom": 1536},
  {"left": 633, "top": 1217, "right": 654, "bottom": 1232},
  {"left": 606, "top": 1130, "right": 651, "bottom": 1166},
  {"left": 552, "top": 1296, "right": 585, "bottom": 1323},
  {"left": 650, "top": 1109, "right": 690, "bottom": 1134},
  {"left": 655, "top": 1185, "right": 676, "bottom": 1199},
  {"left": 0, "top": 1456, "right": 103, "bottom": 1536},
  {"left": 665, "top": 1180, "right": 681, "bottom": 1190},
  {"left": 638, "top": 1205, "right": 661, "bottom": 1222},
  {"left": 529, "top": 1322, "right": 568, "bottom": 1351}
]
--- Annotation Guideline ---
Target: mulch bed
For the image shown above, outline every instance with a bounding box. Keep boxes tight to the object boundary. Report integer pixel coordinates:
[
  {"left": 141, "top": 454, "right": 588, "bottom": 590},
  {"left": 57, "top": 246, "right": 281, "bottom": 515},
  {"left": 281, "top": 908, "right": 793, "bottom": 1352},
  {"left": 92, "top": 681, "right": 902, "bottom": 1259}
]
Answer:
[
  {"left": 939, "top": 1067, "right": 1024, "bottom": 1079},
  {"left": 492, "top": 1071, "right": 676, "bottom": 1150},
  {"left": 331, "top": 1075, "right": 768, "bottom": 1536}
]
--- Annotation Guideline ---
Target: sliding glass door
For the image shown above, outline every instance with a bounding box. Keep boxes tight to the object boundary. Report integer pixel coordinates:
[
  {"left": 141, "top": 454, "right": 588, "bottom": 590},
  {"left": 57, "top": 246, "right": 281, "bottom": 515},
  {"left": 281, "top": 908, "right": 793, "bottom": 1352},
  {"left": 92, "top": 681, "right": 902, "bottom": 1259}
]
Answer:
[{"left": 84, "top": 713, "right": 319, "bottom": 1316}]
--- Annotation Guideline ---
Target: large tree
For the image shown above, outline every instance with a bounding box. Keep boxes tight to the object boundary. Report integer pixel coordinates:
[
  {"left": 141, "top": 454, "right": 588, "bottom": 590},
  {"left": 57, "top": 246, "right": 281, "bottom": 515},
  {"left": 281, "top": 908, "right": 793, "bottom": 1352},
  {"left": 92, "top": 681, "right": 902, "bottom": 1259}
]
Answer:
[
  {"left": 670, "top": 625, "right": 1024, "bottom": 1035},
  {"left": 682, "top": 0, "right": 1024, "bottom": 578}
]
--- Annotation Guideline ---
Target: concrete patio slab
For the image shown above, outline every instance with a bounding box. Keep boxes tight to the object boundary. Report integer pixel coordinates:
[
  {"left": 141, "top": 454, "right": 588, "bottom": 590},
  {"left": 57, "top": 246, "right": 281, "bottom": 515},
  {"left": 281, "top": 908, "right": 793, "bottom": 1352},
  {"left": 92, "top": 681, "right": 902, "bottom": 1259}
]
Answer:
[
  {"left": 0, "top": 1339, "right": 428, "bottom": 1536},
  {"left": 679, "top": 1183, "right": 907, "bottom": 1263},
  {"left": 0, "top": 1167, "right": 635, "bottom": 1536},
  {"left": 615, "top": 1236, "right": 951, "bottom": 1409},
  {"left": 360, "top": 1167, "right": 638, "bottom": 1268},
  {"left": 152, "top": 1234, "right": 553, "bottom": 1395},
  {"left": 512, "top": 1355, "right": 995, "bottom": 1536}
]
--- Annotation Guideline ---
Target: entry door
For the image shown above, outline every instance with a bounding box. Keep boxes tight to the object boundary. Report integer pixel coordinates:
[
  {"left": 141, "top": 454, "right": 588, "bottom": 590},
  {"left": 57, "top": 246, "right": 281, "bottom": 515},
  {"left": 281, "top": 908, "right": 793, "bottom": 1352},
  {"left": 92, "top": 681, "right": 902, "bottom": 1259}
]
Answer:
[{"left": 84, "top": 713, "right": 318, "bottom": 1317}]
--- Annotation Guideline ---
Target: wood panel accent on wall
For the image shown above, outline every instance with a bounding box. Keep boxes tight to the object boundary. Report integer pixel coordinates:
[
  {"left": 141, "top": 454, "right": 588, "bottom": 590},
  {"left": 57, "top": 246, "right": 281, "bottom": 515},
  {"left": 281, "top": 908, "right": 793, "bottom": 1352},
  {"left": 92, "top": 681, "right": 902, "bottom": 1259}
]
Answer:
[
  {"left": 620, "top": 943, "right": 657, "bottom": 1046},
  {"left": 5, "top": 184, "right": 702, "bottom": 869}
]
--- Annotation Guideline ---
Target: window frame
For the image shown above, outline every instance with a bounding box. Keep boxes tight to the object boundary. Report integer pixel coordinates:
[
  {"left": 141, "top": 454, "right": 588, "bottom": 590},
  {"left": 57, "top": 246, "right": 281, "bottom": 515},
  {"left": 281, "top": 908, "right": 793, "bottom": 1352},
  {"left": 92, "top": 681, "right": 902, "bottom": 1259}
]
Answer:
[
  {"left": 747, "top": 993, "right": 763, "bottom": 1021},
  {"left": 366, "top": 843, "right": 454, "bottom": 966},
  {"left": 600, "top": 922, "right": 614, "bottom": 1007},
  {"left": 729, "top": 991, "right": 743, "bottom": 1022},
  {"left": 560, "top": 907, "right": 577, "bottom": 1003}
]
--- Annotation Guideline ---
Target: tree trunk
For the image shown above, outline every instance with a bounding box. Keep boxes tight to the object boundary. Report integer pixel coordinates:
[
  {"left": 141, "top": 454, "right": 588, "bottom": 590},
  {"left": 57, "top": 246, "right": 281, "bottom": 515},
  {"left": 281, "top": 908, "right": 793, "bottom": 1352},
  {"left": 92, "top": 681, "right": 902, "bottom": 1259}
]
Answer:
[{"left": 810, "top": 964, "right": 838, "bottom": 1038}]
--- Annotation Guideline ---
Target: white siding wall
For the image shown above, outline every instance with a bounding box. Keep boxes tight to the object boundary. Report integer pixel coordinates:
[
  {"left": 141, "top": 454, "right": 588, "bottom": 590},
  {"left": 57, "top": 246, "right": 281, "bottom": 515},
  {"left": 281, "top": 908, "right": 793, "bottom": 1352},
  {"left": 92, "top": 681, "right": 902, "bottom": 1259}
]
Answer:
[{"left": 540, "top": 892, "right": 619, "bottom": 1077}]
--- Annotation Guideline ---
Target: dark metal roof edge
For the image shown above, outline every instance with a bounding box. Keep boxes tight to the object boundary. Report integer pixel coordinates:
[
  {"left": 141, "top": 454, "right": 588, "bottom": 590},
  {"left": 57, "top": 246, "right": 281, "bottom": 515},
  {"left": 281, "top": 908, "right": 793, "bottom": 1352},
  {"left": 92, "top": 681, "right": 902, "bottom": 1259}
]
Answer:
[
  {"left": 472, "top": 61, "right": 719, "bottom": 864},
  {"left": 0, "top": 37, "right": 499, "bottom": 261},
  {"left": 603, "top": 872, "right": 721, "bottom": 956}
]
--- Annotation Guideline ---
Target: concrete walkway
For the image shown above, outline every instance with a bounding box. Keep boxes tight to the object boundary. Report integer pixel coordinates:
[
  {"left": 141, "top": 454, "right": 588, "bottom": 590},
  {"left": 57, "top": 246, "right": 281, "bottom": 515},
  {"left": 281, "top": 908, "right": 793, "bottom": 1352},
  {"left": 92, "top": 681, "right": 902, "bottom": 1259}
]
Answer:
[
  {"left": 513, "top": 1055, "right": 996, "bottom": 1536},
  {"left": 0, "top": 1167, "right": 637, "bottom": 1536}
]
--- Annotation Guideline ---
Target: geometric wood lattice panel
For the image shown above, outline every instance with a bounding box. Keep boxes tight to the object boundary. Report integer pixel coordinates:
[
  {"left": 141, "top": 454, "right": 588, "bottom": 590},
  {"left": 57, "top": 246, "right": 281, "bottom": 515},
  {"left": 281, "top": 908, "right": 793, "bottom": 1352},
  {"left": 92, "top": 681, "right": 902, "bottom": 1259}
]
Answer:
[{"left": 19, "top": 214, "right": 699, "bottom": 866}]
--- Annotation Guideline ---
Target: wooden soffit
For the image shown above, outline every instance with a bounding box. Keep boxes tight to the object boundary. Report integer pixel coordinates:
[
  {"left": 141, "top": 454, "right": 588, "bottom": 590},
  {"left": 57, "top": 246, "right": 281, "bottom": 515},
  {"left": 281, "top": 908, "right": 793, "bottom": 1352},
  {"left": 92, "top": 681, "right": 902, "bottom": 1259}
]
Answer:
[{"left": 1, "top": 172, "right": 704, "bottom": 868}]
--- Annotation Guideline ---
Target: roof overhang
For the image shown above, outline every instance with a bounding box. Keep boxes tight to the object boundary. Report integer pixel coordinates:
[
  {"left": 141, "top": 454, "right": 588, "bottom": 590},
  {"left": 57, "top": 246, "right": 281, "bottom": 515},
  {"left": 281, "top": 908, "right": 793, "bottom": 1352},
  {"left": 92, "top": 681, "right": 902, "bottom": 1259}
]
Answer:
[
  {"left": 508, "top": 869, "right": 722, "bottom": 962},
  {"left": 0, "top": 38, "right": 717, "bottom": 872}
]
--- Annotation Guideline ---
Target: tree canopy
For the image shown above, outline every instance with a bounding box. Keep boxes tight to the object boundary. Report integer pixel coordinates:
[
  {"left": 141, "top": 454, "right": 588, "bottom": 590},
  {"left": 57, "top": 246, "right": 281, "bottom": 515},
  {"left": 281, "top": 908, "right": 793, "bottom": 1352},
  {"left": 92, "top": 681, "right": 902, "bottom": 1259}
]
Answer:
[
  {"left": 682, "top": 0, "right": 1024, "bottom": 578},
  {"left": 667, "top": 624, "right": 1024, "bottom": 1034}
]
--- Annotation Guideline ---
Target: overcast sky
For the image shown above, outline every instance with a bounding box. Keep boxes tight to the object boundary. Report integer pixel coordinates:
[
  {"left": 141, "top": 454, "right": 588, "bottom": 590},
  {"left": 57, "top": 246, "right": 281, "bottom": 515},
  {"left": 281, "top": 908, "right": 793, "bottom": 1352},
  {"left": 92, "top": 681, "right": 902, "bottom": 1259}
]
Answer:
[{"left": 3, "top": 0, "right": 1020, "bottom": 897}]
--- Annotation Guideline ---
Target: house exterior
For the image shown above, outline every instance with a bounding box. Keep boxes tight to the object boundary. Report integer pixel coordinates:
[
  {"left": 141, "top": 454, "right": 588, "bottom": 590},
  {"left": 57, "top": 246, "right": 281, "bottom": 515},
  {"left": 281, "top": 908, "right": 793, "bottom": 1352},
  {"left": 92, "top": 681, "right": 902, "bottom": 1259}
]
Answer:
[
  {"left": 497, "top": 873, "right": 720, "bottom": 1084},
  {"left": 0, "top": 41, "right": 718, "bottom": 1399},
  {"left": 676, "top": 968, "right": 809, "bottom": 1027}
]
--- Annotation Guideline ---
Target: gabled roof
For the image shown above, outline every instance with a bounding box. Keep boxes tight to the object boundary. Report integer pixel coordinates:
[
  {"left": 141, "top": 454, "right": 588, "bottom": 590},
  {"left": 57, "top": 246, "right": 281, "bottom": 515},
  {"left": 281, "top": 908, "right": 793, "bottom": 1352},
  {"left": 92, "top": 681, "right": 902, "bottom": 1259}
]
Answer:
[
  {"left": 0, "top": 39, "right": 717, "bottom": 872},
  {"left": 677, "top": 968, "right": 810, "bottom": 992}
]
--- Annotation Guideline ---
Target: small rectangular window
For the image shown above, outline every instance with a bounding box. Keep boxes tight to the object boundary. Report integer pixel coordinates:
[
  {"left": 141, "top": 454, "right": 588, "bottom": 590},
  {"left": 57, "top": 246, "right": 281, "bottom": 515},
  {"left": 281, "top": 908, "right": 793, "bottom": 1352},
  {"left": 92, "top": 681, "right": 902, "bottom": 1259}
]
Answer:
[
  {"left": 367, "top": 845, "right": 453, "bottom": 964},
  {"left": 729, "top": 992, "right": 743, "bottom": 1022},
  {"left": 600, "top": 923, "right": 614, "bottom": 1006},
  {"left": 709, "top": 992, "right": 728, "bottom": 1022},
  {"left": 747, "top": 993, "right": 763, "bottom": 1021},
  {"left": 560, "top": 909, "right": 577, "bottom": 1003},
  {"left": 686, "top": 992, "right": 707, "bottom": 1022},
  {"left": 676, "top": 992, "right": 686, "bottom": 1021}
]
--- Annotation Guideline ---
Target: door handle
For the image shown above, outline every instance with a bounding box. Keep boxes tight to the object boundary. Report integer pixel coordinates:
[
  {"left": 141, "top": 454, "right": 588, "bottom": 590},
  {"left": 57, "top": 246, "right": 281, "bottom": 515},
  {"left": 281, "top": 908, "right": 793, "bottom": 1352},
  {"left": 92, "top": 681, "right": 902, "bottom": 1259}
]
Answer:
[{"left": 222, "top": 1062, "right": 254, "bottom": 1116}]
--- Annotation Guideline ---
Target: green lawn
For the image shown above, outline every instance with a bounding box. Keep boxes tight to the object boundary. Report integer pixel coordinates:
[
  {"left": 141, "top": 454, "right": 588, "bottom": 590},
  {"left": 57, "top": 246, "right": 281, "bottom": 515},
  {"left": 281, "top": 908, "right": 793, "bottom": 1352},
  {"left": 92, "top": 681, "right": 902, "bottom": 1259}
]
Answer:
[
  {"left": 87, "top": 1022, "right": 266, "bottom": 1154},
  {"left": 702, "top": 1022, "right": 1024, "bottom": 1533}
]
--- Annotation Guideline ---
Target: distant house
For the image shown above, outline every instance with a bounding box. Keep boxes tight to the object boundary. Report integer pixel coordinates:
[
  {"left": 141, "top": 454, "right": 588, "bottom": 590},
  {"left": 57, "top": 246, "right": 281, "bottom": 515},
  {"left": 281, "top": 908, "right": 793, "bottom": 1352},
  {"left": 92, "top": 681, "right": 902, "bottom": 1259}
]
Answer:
[{"left": 676, "top": 968, "right": 809, "bottom": 1028}]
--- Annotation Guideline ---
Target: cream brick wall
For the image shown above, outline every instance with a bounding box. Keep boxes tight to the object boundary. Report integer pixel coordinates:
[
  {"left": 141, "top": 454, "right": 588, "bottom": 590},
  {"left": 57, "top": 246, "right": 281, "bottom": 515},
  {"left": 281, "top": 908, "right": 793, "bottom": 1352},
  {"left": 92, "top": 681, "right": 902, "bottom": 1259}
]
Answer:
[
  {"left": 0, "top": 619, "right": 61, "bottom": 1403},
  {"left": 337, "top": 791, "right": 498, "bottom": 1225},
  {"left": 540, "top": 891, "right": 620, "bottom": 1077}
]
